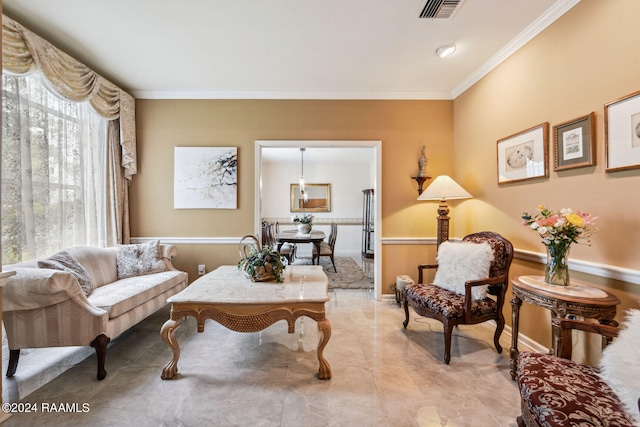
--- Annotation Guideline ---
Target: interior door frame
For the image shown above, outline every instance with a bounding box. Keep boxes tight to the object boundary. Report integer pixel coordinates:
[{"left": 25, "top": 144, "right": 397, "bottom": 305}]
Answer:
[{"left": 255, "top": 140, "right": 382, "bottom": 300}]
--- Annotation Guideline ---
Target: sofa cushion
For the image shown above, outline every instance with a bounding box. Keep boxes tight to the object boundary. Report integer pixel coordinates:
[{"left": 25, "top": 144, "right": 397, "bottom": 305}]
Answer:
[
  {"left": 433, "top": 241, "right": 494, "bottom": 300},
  {"left": 37, "top": 251, "right": 93, "bottom": 297},
  {"left": 518, "top": 351, "right": 636, "bottom": 426},
  {"left": 66, "top": 246, "right": 118, "bottom": 289},
  {"left": 88, "top": 270, "right": 186, "bottom": 318},
  {"left": 116, "top": 240, "right": 166, "bottom": 279},
  {"left": 599, "top": 309, "right": 640, "bottom": 423}
]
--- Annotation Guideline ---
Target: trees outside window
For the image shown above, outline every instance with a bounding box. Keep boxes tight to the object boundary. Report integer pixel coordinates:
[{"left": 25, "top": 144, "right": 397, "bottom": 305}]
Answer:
[{"left": 2, "top": 73, "right": 107, "bottom": 264}]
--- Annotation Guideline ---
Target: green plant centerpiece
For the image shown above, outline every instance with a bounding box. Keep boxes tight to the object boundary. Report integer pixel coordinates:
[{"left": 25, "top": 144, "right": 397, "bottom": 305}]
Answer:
[
  {"left": 238, "top": 236, "right": 287, "bottom": 282},
  {"left": 292, "top": 213, "right": 314, "bottom": 225},
  {"left": 292, "top": 213, "right": 314, "bottom": 234}
]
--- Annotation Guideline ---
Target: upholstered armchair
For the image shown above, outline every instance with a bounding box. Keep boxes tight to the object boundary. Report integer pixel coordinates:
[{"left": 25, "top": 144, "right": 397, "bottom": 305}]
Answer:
[{"left": 403, "top": 231, "right": 514, "bottom": 364}]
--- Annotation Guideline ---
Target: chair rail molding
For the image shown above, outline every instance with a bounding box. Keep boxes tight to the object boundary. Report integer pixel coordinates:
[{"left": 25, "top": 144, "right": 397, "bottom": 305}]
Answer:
[
  {"left": 133, "top": 237, "right": 640, "bottom": 285},
  {"left": 516, "top": 249, "right": 640, "bottom": 285},
  {"left": 380, "top": 238, "right": 640, "bottom": 285}
]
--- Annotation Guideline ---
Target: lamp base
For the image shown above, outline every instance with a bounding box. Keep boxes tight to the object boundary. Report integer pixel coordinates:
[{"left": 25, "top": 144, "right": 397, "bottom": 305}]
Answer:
[{"left": 436, "top": 202, "right": 450, "bottom": 248}]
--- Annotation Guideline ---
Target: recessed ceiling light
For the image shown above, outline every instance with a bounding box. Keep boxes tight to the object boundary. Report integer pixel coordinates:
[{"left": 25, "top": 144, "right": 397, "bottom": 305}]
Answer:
[{"left": 435, "top": 44, "right": 456, "bottom": 58}]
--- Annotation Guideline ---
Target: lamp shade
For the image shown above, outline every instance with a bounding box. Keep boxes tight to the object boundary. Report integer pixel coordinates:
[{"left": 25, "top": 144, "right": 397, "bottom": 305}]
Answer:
[{"left": 417, "top": 175, "right": 472, "bottom": 201}]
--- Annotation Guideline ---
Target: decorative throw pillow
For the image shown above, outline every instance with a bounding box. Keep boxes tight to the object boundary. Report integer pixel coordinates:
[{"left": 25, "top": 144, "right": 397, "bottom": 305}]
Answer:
[
  {"left": 599, "top": 309, "right": 640, "bottom": 422},
  {"left": 38, "top": 251, "right": 93, "bottom": 297},
  {"left": 116, "top": 240, "right": 166, "bottom": 279},
  {"left": 433, "top": 241, "right": 494, "bottom": 300}
]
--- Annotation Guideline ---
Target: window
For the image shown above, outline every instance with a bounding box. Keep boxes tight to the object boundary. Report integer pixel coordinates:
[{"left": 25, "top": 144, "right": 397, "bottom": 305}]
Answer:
[{"left": 2, "top": 72, "right": 108, "bottom": 264}]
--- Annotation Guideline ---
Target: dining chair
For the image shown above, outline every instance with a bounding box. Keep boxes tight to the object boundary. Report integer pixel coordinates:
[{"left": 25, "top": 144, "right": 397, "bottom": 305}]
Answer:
[
  {"left": 271, "top": 222, "right": 295, "bottom": 264},
  {"left": 312, "top": 222, "right": 337, "bottom": 272}
]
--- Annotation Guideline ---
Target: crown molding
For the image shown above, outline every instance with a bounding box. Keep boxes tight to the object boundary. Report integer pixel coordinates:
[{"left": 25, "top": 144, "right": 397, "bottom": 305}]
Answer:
[
  {"left": 452, "top": 0, "right": 581, "bottom": 98},
  {"left": 132, "top": 90, "right": 454, "bottom": 101}
]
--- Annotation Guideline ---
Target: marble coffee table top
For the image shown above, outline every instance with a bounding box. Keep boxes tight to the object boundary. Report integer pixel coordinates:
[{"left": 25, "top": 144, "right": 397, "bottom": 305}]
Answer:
[{"left": 168, "top": 265, "right": 329, "bottom": 304}]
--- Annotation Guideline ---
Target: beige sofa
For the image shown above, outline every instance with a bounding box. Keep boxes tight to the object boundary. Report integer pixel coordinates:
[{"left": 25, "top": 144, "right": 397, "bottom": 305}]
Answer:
[{"left": 2, "top": 243, "right": 188, "bottom": 380}]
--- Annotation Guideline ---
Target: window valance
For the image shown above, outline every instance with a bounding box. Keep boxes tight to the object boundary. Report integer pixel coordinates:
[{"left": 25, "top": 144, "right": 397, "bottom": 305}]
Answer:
[{"left": 2, "top": 15, "right": 137, "bottom": 180}]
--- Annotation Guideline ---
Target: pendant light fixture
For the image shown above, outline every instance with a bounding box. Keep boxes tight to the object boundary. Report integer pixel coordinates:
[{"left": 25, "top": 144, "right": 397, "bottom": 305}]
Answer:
[{"left": 299, "top": 148, "right": 308, "bottom": 202}]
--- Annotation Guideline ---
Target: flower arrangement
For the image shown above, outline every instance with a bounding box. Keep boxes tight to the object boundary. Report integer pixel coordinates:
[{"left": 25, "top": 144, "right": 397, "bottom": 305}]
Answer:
[
  {"left": 521, "top": 205, "right": 597, "bottom": 246},
  {"left": 292, "top": 213, "right": 314, "bottom": 225},
  {"left": 521, "top": 205, "right": 597, "bottom": 286},
  {"left": 238, "top": 244, "right": 287, "bottom": 283}
]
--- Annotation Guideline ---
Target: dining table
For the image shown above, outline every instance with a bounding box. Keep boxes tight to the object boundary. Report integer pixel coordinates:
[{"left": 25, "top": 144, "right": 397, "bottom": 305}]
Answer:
[{"left": 275, "top": 230, "right": 326, "bottom": 264}]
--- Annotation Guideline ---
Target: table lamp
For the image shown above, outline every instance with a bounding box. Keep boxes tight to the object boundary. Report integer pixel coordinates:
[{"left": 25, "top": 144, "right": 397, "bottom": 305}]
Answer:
[{"left": 417, "top": 175, "right": 472, "bottom": 247}]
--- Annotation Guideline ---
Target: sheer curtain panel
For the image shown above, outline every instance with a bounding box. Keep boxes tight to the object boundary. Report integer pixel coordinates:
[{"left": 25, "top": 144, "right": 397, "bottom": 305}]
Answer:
[{"left": 1, "top": 14, "right": 137, "bottom": 263}]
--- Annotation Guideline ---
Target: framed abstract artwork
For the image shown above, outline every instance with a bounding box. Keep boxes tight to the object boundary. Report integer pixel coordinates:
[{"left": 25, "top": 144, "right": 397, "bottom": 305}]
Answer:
[
  {"left": 605, "top": 90, "right": 640, "bottom": 172},
  {"left": 174, "top": 147, "right": 237, "bottom": 209},
  {"left": 553, "top": 112, "right": 596, "bottom": 171},
  {"left": 497, "top": 123, "right": 549, "bottom": 185}
]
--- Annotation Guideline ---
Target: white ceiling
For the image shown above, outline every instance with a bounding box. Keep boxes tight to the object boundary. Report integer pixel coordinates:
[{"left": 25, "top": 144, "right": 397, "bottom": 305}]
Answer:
[{"left": 3, "top": 0, "right": 578, "bottom": 100}]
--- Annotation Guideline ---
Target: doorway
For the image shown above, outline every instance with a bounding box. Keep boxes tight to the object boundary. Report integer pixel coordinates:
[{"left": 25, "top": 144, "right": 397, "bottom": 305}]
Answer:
[{"left": 255, "top": 140, "right": 382, "bottom": 300}]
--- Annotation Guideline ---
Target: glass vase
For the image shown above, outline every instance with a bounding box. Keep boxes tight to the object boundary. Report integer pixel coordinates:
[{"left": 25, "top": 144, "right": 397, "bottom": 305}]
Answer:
[{"left": 544, "top": 244, "right": 571, "bottom": 286}]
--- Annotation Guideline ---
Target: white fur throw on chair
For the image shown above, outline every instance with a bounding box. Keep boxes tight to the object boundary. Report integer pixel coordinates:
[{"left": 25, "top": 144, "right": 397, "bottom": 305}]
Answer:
[
  {"left": 432, "top": 241, "right": 494, "bottom": 300},
  {"left": 599, "top": 309, "right": 640, "bottom": 423}
]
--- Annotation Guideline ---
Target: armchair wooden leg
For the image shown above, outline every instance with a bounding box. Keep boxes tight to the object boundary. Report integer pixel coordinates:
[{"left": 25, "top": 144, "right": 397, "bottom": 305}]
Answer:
[
  {"left": 6, "top": 349, "right": 20, "bottom": 377},
  {"left": 443, "top": 321, "right": 454, "bottom": 364},
  {"left": 90, "top": 334, "right": 111, "bottom": 380},
  {"left": 494, "top": 317, "right": 505, "bottom": 354},
  {"left": 403, "top": 292, "right": 410, "bottom": 328}
]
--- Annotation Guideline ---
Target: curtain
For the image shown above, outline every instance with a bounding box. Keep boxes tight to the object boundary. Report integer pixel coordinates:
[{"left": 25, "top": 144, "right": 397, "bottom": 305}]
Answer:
[
  {"left": 2, "top": 14, "right": 137, "bottom": 244},
  {"left": 2, "top": 74, "right": 110, "bottom": 261}
]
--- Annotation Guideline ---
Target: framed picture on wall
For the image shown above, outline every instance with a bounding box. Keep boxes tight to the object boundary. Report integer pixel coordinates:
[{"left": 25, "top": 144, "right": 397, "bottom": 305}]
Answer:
[
  {"left": 553, "top": 112, "right": 596, "bottom": 171},
  {"left": 605, "top": 90, "right": 640, "bottom": 172},
  {"left": 496, "top": 123, "right": 549, "bottom": 185},
  {"left": 174, "top": 146, "right": 238, "bottom": 209}
]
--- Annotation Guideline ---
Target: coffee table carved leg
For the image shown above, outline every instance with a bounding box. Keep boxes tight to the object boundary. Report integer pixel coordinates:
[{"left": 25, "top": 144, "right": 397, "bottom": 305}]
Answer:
[
  {"left": 161, "top": 317, "right": 183, "bottom": 380},
  {"left": 317, "top": 318, "right": 332, "bottom": 380}
]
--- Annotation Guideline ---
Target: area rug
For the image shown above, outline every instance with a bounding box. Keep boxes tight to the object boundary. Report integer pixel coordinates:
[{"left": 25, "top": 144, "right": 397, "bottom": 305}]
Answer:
[{"left": 292, "top": 256, "right": 373, "bottom": 289}]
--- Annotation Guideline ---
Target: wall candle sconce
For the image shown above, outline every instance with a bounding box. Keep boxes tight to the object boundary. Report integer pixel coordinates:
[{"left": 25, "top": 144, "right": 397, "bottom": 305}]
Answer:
[{"left": 412, "top": 145, "right": 431, "bottom": 195}]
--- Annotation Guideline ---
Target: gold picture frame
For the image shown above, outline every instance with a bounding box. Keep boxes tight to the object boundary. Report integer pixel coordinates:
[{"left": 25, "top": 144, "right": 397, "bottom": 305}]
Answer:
[
  {"left": 553, "top": 112, "right": 596, "bottom": 171},
  {"left": 497, "top": 123, "right": 549, "bottom": 185},
  {"left": 290, "top": 183, "right": 331, "bottom": 212},
  {"left": 605, "top": 90, "right": 640, "bottom": 172}
]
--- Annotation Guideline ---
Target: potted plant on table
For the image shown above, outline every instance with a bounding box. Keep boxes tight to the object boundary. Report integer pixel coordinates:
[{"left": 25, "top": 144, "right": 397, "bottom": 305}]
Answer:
[
  {"left": 292, "top": 213, "right": 314, "bottom": 234},
  {"left": 238, "top": 236, "right": 287, "bottom": 282}
]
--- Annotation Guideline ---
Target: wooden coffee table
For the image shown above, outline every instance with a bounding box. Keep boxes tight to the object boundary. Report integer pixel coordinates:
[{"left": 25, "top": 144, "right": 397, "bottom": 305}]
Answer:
[{"left": 160, "top": 265, "right": 331, "bottom": 380}]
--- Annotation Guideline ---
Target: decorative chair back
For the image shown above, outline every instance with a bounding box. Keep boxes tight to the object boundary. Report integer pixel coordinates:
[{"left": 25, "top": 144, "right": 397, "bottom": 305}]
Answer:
[
  {"left": 461, "top": 231, "right": 514, "bottom": 294},
  {"left": 261, "top": 221, "right": 269, "bottom": 245},
  {"left": 328, "top": 223, "right": 338, "bottom": 249}
]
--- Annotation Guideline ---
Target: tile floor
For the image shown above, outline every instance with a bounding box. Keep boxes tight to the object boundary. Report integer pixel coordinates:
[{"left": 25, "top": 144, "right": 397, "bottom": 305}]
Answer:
[{"left": 2, "top": 289, "right": 529, "bottom": 426}]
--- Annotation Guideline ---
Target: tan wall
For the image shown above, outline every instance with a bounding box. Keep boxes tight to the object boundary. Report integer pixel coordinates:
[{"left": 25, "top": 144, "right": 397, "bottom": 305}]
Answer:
[
  {"left": 132, "top": 100, "right": 454, "bottom": 285},
  {"left": 454, "top": 0, "right": 640, "bottom": 348}
]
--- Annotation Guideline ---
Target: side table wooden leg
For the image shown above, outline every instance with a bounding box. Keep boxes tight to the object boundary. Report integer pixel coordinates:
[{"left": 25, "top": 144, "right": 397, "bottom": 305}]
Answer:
[
  {"left": 161, "top": 317, "right": 183, "bottom": 380},
  {"left": 317, "top": 318, "right": 332, "bottom": 380},
  {"left": 509, "top": 295, "right": 522, "bottom": 381}
]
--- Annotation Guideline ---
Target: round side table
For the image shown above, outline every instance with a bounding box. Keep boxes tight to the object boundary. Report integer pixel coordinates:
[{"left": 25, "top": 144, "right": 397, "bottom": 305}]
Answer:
[{"left": 509, "top": 275, "right": 620, "bottom": 380}]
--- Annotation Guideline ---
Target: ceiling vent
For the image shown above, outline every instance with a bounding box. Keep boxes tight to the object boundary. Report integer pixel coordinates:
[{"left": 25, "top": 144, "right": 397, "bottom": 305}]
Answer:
[{"left": 419, "top": 0, "right": 465, "bottom": 19}]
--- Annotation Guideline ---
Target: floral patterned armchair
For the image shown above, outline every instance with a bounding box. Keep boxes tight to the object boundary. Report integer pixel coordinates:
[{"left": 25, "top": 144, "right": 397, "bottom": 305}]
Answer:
[{"left": 403, "top": 231, "right": 513, "bottom": 364}]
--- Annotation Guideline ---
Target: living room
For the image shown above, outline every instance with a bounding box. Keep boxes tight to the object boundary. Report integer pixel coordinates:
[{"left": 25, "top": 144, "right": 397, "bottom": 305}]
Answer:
[{"left": 1, "top": 0, "right": 640, "bottom": 425}]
